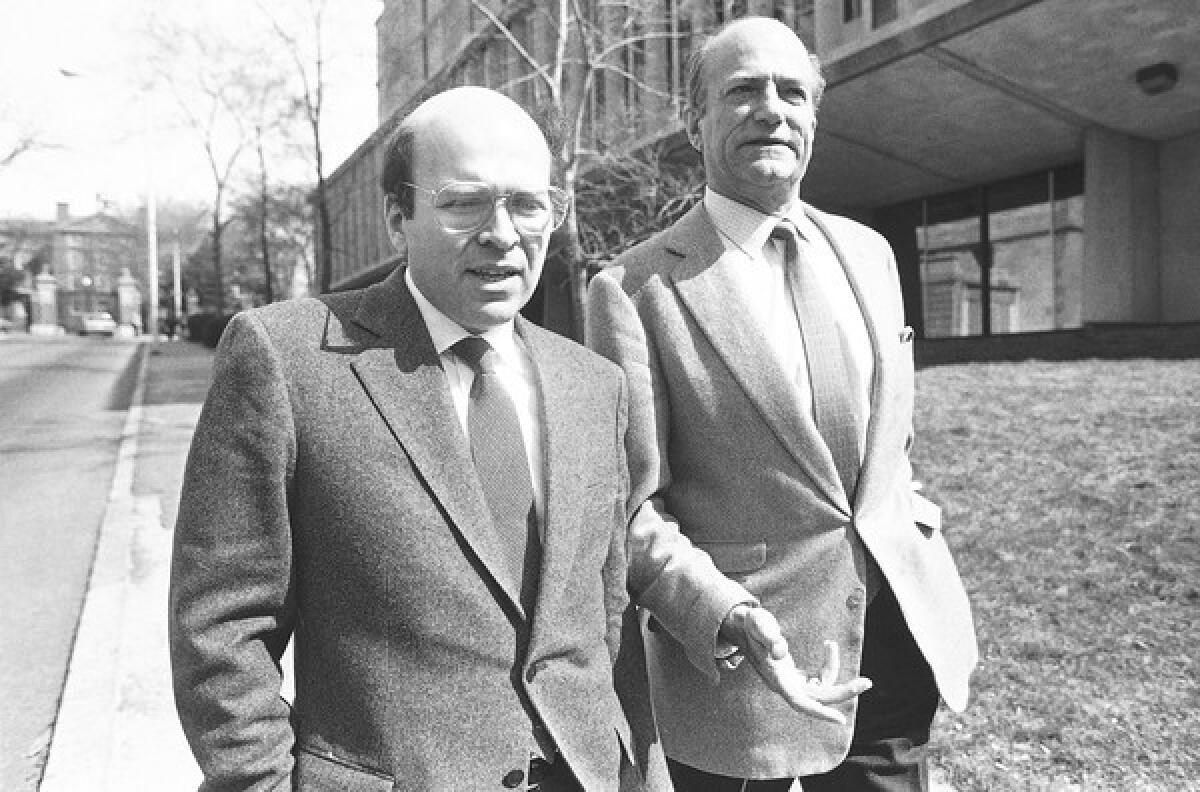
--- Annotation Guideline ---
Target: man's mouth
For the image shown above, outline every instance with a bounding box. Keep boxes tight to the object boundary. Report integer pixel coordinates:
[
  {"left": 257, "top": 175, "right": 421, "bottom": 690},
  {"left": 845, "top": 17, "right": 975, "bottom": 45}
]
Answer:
[
  {"left": 468, "top": 266, "right": 522, "bottom": 283},
  {"left": 744, "top": 138, "right": 796, "bottom": 153}
]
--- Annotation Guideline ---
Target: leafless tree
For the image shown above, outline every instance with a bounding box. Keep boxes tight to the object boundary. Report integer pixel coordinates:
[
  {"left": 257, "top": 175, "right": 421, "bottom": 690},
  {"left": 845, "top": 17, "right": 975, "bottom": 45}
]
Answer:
[
  {"left": 144, "top": 16, "right": 276, "bottom": 315},
  {"left": 255, "top": 0, "right": 337, "bottom": 295}
]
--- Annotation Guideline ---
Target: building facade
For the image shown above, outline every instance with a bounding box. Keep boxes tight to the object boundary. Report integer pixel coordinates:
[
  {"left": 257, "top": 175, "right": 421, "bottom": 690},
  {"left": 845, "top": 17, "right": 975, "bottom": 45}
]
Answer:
[
  {"left": 0, "top": 203, "right": 145, "bottom": 333},
  {"left": 322, "top": 0, "right": 1200, "bottom": 339}
]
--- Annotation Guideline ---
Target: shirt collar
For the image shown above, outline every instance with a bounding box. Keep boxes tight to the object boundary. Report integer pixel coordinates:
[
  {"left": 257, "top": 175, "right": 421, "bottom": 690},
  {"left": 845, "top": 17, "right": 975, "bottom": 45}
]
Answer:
[
  {"left": 703, "top": 187, "right": 816, "bottom": 252},
  {"left": 405, "top": 267, "right": 520, "bottom": 365}
]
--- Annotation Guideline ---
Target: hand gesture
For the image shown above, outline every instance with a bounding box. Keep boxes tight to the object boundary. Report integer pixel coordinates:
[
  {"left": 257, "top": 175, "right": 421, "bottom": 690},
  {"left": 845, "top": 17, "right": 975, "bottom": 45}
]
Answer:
[{"left": 719, "top": 604, "right": 872, "bottom": 724}]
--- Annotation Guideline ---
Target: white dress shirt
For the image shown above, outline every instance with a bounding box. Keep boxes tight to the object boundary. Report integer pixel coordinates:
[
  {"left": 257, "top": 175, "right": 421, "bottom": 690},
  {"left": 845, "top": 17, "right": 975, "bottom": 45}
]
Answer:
[
  {"left": 405, "top": 269, "right": 545, "bottom": 526},
  {"left": 704, "top": 188, "right": 874, "bottom": 457}
]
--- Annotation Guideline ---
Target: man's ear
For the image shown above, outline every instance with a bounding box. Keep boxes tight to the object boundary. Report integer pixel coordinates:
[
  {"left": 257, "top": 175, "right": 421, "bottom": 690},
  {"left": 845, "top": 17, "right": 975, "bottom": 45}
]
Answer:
[{"left": 384, "top": 196, "right": 406, "bottom": 253}]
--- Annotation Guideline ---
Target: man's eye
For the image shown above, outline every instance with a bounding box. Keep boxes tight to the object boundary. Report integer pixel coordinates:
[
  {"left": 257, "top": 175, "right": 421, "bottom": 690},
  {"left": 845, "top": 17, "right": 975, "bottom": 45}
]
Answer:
[
  {"left": 779, "top": 85, "right": 808, "bottom": 103},
  {"left": 509, "top": 193, "right": 549, "bottom": 214},
  {"left": 439, "top": 192, "right": 490, "bottom": 210}
]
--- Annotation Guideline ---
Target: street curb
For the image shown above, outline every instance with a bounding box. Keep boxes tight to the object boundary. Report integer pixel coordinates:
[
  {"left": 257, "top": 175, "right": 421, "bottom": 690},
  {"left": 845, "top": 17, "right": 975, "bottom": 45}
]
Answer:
[{"left": 39, "top": 347, "right": 151, "bottom": 789}]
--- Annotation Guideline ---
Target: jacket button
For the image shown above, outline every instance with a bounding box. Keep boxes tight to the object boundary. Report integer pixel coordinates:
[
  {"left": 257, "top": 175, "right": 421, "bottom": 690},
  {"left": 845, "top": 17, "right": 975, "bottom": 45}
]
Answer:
[
  {"left": 502, "top": 769, "right": 524, "bottom": 788},
  {"left": 846, "top": 590, "right": 865, "bottom": 610}
]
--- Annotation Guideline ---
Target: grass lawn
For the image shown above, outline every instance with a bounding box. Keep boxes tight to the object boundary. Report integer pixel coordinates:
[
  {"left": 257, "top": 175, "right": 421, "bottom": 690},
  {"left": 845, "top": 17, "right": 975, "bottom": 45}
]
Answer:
[{"left": 913, "top": 359, "right": 1200, "bottom": 791}]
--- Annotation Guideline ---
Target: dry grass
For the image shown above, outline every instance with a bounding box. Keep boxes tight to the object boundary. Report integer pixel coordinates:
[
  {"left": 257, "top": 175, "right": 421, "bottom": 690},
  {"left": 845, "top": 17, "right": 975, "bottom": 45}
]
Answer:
[{"left": 913, "top": 359, "right": 1200, "bottom": 791}]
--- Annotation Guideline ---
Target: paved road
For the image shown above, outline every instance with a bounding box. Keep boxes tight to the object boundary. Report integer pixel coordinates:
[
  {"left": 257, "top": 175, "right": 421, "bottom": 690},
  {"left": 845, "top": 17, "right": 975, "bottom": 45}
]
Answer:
[{"left": 0, "top": 336, "right": 142, "bottom": 790}]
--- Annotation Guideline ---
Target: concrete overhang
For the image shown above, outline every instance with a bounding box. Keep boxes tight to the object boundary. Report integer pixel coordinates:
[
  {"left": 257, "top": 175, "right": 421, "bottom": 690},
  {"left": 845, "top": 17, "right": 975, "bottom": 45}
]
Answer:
[{"left": 802, "top": 0, "right": 1200, "bottom": 212}]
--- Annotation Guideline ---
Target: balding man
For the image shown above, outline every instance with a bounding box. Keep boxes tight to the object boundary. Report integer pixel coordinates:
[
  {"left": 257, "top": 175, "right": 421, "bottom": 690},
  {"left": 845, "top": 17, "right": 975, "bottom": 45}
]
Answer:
[
  {"left": 587, "top": 18, "right": 978, "bottom": 792},
  {"left": 170, "top": 87, "right": 668, "bottom": 792}
]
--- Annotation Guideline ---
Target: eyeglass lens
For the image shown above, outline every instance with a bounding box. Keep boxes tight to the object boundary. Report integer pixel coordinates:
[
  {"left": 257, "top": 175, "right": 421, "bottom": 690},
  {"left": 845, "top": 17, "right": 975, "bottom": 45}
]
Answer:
[{"left": 432, "top": 183, "right": 566, "bottom": 233}]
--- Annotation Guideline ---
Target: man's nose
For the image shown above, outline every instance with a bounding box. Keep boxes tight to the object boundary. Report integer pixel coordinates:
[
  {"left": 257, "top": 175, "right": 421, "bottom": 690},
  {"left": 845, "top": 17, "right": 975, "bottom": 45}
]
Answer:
[
  {"left": 477, "top": 197, "right": 521, "bottom": 248},
  {"left": 752, "top": 82, "right": 786, "bottom": 124}
]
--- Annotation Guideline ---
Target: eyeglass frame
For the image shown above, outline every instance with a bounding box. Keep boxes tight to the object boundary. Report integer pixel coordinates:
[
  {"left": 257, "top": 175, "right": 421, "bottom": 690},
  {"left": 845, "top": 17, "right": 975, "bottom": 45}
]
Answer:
[{"left": 399, "top": 180, "right": 570, "bottom": 235}]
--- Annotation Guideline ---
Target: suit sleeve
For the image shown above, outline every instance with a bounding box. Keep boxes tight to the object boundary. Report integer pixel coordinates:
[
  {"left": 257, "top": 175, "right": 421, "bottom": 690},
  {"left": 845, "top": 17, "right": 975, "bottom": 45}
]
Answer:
[
  {"left": 169, "top": 312, "right": 297, "bottom": 791},
  {"left": 587, "top": 269, "right": 754, "bottom": 682}
]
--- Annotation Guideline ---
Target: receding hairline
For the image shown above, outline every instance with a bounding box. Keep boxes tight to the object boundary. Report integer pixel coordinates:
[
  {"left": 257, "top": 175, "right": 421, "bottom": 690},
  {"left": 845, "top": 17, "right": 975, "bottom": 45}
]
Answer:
[
  {"left": 400, "top": 89, "right": 550, "bottom": 174},
  {"left": 686, "top": 16, "right": 825, "bottom": 116}
]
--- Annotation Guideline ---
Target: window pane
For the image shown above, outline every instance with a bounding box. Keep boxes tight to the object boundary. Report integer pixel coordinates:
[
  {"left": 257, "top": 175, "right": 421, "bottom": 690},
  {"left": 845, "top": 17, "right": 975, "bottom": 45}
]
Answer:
[
  {"left": 844, "top": 0, "right": 862, "bottom": 22},
  {"left": 872, "top": 0, "right": 897, "bottom": 27},
  {"left": 918, "top": 215, "right": 981, "bottom": 338},
  {"left": 989, "top": 193, "right": 1085, "bottom": 333}
]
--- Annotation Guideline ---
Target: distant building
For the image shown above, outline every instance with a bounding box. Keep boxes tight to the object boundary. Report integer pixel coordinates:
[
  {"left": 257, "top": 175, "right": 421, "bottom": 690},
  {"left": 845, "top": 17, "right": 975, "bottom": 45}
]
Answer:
[
  {"left": 0, "top": 202, "right": 145, "bottom": 332},
  {"left": 321, "top": 0, "right": 1200, "bottom": 339}
]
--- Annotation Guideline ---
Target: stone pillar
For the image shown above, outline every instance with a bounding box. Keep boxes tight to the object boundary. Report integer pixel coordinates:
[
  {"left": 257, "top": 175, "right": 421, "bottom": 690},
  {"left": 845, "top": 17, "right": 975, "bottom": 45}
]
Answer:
[
  {"left": 116, "top": 268, "right": 142, "bottom": 336},
  {"left": 1082, "top": 127, "right": 1160, "bottom": 323},
  {"left": 29, "top": 273, "right": 64, "bottom": 335}
]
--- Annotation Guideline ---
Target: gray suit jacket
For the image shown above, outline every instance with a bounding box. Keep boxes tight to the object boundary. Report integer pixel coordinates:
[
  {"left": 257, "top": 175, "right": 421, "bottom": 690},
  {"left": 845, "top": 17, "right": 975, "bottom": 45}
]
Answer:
[
  {"left": 170, "top": 268, "right": 669, "bottom": 791},
  {"left": 586, "top": 203, "right": 977, "bottom": 778}
]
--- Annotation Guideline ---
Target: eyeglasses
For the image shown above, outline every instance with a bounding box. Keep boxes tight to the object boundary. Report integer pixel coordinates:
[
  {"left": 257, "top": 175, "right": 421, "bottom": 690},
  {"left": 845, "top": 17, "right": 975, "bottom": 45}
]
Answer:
[{"left": 402, "top": 180, "right": 570, "bottom": 235}]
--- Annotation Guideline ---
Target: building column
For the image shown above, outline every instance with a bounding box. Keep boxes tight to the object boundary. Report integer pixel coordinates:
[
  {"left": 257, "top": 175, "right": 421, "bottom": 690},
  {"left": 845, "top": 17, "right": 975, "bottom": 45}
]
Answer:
[
  {"left": 1081, "top": 126, "right": 1161, "bottom": 323},
  {"left": 1159, "top": 130, "right": 1200, "bottom": 322}
]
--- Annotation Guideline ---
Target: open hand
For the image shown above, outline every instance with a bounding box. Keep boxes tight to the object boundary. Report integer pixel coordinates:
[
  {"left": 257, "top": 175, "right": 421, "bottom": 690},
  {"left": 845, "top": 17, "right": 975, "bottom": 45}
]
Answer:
[{"left": 720, "top": 604, "right": 872, "bottom": 724}]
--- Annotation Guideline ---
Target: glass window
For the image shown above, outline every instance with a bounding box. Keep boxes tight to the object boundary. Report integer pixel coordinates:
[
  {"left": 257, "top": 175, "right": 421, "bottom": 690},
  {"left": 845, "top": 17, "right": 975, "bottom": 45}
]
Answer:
[
  {"left": 872, "top": 0, "right": 897, "bottom": 27},
  {"left": 844, "top": 0, "right": 862, "bottom": 22},
  {"left": 905, "top": 165, "right": 1084, "bottom": 338}
]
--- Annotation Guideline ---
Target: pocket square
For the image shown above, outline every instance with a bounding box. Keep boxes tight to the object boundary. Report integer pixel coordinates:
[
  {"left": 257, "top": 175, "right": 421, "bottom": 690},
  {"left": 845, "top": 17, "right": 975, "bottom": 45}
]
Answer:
[{"left": 899, "top": 326, "right": 914, "bottom": 343}]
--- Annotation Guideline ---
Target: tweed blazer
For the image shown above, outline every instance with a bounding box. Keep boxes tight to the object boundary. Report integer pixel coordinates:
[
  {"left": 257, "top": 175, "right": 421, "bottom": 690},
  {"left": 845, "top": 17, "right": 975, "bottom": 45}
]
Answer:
[
  {"left": 169, "top": 268, "right": 669, "bottom": 792},
  {"left": 585, "top": 203, "right": 978, "bottom": 778}
]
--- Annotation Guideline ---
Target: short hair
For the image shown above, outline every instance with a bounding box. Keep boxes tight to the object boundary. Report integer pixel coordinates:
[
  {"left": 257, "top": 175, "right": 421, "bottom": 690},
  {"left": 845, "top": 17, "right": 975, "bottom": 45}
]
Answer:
[
  {"left": 683, "top": 19, "right": 827, "bottom": 119},
  {"left": 381, "top": 119, "right": 417, "bottom": 219}
]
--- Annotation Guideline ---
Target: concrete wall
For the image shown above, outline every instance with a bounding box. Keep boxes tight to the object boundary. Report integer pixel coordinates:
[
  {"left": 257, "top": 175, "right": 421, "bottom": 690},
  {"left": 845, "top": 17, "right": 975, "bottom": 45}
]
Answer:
[
  {"left": 1159, "top": 130, "right": 1200, "bottom": 322},
  {"left": 1082, "top": 127, "right": 1160, "bottom": 323}
]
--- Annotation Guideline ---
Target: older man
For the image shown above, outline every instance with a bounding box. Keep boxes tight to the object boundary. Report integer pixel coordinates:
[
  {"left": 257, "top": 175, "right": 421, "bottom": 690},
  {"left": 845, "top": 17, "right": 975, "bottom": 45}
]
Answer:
[
  {"left": 587, "top": 17, "right": 978, "bottom": 792},
  {"left": 170, "top": 86, "right": 667, "bottom": 792}
]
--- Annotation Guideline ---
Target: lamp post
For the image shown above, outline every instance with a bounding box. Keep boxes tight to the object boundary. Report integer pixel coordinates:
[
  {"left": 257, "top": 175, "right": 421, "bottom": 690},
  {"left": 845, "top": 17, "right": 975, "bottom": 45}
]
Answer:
[{"left": 144, "top": 102, "right": 160, "bottom": 351}]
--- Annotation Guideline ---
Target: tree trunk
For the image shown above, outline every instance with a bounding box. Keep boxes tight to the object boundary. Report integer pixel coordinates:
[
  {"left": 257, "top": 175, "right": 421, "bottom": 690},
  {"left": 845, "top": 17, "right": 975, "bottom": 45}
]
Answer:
[
  {"left": 561, "top": 165, "right": 587, "bottom": 342},
  {"left": 213, "top": 198, "right": 226, "bottom": 315},
  {"left": 257, "top": 139, "right": 275, "bottom": 304}
]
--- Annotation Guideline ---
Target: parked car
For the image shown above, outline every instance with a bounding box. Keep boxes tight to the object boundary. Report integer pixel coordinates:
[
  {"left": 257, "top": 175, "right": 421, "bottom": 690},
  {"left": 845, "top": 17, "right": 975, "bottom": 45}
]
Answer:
[{"left": 80, "top": 311, "right": 117, "bottom": 336}]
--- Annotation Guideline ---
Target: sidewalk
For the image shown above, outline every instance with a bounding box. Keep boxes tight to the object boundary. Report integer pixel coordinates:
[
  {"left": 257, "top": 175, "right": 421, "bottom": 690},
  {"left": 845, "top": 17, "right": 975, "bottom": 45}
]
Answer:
[{"left": 41, "top": 338, "right": 214, "bottom": 791}]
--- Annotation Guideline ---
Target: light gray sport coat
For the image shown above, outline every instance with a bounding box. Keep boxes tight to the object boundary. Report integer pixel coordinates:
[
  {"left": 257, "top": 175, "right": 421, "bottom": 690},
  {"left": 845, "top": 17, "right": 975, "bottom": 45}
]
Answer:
[
  {"left": 586, "top": 202, "right": 978, "bottom": 778},
  {"left": 169, "top": 268, "right": 669, "bottom": 791}
]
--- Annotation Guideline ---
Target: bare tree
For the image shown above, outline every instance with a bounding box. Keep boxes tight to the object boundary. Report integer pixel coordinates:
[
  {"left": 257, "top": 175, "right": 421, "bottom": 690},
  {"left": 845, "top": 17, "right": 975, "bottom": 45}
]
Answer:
[
  {"left": 255, "top": 0, "right": 336, "bottom": 295},
  {"left": 470, "top": 0, "right": 687, "bottom": 339},
  {"left": 144, "top": 16, "right": 275, "bottom": 315}
]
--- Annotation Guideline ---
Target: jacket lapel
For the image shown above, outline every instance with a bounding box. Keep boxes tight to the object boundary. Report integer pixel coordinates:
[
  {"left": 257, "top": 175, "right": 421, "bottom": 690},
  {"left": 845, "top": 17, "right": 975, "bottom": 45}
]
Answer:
[
  {"left": 804, "top": 208, "right": 892, "bottom": 514},
  {"left": 346, "top": 271, "right": 526, "bottom": 615},
  {"left": 666, "top": 206, "right": 848, "bottom": 512},
  {"left": 517, "top": 322, "right": 574, "bottom": 636}
]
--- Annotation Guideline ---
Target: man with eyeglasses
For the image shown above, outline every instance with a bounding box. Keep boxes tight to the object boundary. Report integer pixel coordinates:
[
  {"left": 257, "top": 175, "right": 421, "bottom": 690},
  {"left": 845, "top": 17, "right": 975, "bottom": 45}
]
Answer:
[{"left": 170, "top": 86, "right": 669, "bottom": 792}]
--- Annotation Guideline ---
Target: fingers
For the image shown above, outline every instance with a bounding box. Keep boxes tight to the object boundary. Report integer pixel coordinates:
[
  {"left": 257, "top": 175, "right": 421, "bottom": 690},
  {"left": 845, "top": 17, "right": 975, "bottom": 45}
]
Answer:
[
  {"left": 743, "top": 637, "right": 873, "bottom": 724},
  {"left": 740, "top": 607, "right": 789, "bottom": 662}
]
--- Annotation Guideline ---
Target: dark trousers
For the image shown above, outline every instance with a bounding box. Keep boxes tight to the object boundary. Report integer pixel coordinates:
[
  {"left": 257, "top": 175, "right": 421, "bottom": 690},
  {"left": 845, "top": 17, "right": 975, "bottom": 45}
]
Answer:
[{"left": 667, "top": 581, "right": 939, "bottom": 792}]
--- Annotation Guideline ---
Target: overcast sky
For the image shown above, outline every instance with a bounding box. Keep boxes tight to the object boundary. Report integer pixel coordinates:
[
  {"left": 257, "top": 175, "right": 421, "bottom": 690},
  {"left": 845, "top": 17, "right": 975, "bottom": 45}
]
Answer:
[{"left": 0, "top": 0, "right": 381, "bottom": 220}]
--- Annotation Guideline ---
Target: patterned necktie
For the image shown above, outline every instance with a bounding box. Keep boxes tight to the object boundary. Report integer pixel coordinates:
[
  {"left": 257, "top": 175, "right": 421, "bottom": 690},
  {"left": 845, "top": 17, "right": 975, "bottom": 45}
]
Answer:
[
  {"left": 452, "top": 335, "right": 541, "bottom": 615},
  {"left": 772, "top": 220, "right": 863, "bottom": 499}
]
